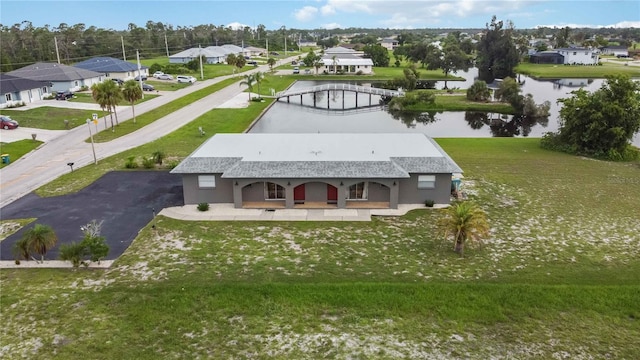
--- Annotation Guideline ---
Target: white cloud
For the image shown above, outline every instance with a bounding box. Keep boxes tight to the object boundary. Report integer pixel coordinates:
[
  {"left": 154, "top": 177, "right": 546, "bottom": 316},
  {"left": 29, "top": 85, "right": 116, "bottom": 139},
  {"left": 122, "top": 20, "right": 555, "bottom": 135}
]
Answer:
[
  {"left": 321, "top": 4, "right": 335, "bottom": 15},
  {"left": 536, "top": 20, "right": 640, "bottom": 29},
  {"left": 226, "top": 22, "right": 250, "bottom": 30},
  {"left": 294, "top": 6, "right": 319, "bottom": 22},
  {"left": 321, "top": 22, "right": 342, "bottom": 30}
]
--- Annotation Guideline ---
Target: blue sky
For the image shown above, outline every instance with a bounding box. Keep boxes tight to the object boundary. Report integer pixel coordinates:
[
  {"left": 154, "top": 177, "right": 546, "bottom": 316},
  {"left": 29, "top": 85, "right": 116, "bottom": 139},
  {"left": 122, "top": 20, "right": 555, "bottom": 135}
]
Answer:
[{"left": 2, "top": 0, "right": 639, "bottom": 30}]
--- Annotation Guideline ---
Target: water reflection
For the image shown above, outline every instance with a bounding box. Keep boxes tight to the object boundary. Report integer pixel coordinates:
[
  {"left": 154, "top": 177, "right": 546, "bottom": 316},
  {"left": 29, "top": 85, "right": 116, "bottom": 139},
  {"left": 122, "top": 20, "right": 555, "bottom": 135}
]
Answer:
[{"left": 251, "top": 74, "right": 640, "bottom": 147}]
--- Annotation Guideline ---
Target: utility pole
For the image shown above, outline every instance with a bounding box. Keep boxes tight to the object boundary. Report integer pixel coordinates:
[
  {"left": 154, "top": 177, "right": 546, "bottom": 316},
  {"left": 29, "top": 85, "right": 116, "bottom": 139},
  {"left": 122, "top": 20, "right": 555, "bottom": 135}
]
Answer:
[
  {"left": 266, "top": 38, "right": 269, "bottom": 56},
  {"left": 86, "top": 119, "right": 97, "bottom": 164},
  {"left": 54, "top": 36, "right": 61, "bottom": 64},
  {"left": 199, "top": 44, "right": 204, "bottom": 80},
  {"left": 136, "top": 49, "right": 144, "bottom": 98},
  {"left": 121, "top": 36, "right": 127, "bottom": 60},
  {"left": 164, "top": 34, "right": 169, "bottom": 57}
]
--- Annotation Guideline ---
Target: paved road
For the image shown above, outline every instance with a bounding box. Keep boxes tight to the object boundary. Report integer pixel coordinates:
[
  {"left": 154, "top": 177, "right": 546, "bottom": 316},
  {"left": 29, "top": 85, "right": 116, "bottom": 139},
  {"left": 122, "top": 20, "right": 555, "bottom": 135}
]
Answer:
[{"left": 0, "top": 60, "right": 292, "bottom": 208}]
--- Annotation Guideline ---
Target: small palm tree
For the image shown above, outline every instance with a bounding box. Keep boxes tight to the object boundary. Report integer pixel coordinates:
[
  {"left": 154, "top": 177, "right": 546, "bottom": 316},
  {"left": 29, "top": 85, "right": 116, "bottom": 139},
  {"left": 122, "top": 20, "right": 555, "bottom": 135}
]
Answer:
[
  {"left": 122, "top": 80, "right": 143, "bottom": 124},
  {"left": 20, "top": 224, "right": 58, "bottom": 263},
  {"left": 438, "top": 201, "right": 489, "bottom": 257},
  {"left": 267, "top": 57, "right": 276, "bottom": 71},
  {"left": 253, "top": 71, "right": 266, "bottom": 99},
  {"left": 239, "top": 73, "right": 255, "bottom": 101},
  {"left": 91, "top": 83, "right": 109, "bottom": 130},
  {"left": 313, "top": 59, "right": 323, "bottom": 75}
]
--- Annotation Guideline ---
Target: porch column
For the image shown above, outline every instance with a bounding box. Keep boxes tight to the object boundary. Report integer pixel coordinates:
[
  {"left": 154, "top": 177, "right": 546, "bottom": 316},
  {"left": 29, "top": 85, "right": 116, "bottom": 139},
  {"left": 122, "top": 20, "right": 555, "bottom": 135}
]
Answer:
[
  {"left": 233, "top": 181, "right": 243, "bottom": 208},
  {"left": 390, "top": 180, "right": 400, "bottom": 209},
  {"left": 285, "top": 184, "right": 294, "bottom": 208},
  {"left": 338, "top": 185, "right": 347, "bottom": 209}
]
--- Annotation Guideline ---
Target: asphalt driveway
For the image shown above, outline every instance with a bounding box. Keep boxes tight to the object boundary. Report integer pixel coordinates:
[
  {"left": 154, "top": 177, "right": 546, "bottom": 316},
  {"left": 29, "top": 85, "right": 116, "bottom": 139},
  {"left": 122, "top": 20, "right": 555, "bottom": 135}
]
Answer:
[{"left": 0, "top": 171, "right": 183, "bottom": 261}]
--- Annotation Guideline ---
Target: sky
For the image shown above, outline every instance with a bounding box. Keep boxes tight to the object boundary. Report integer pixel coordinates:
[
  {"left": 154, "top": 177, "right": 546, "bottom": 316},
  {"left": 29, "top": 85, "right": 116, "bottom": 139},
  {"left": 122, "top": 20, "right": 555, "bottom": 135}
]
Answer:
[{"left": 2, "top": 0, "right": 639, "bottom": 31}]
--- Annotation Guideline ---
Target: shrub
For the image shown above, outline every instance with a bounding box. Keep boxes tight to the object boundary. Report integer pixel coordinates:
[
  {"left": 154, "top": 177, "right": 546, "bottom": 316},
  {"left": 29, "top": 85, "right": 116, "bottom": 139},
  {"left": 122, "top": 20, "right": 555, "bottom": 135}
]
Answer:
[
  {"left": 82, "top": 235, "right": 109, "bottom": 263},
  {"left": 59, "top": 242, "right": 87, "bottom": 268},
  {"left": 152, "top": 150, "right": 165, "bottom": 165},
  {"left": 142, "top": 157, "right": 156, "bottom": 169},
  {"left": 165, "top": 160, "right": 180, "bottom": 169},
  {"left": 124, "top": 156, "right": 138, "bottom": 169},
  {"left": 466, "top": 80, "right": 491, "bottom": 102},
  {"left": 425, "top": 199, "right": 435, "bottom": 208},
  {"left": 197, "top": 203, "right": 210, "bottom": 211}
]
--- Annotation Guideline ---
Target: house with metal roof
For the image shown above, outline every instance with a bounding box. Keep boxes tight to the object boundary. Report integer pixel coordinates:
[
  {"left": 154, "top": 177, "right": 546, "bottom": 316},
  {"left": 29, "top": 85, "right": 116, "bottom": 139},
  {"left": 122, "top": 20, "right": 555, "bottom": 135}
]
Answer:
[
  {"left": 7, "top": 62, "right": 103, "bottom": 93},
  {"left": 0, "top": 74, "right": 50, "bottom": 108},
  {"left": 321, "top": 53, "right": 374, "bottom": 74},
  {"left": 73, "top": 57, "right": 148, "bottom": 82},
  {"left": 171, "top": 133, "right": 462, "bottom": 209},
  {"left": 170, "top": 47, "right": 228, "bottom": 64}
]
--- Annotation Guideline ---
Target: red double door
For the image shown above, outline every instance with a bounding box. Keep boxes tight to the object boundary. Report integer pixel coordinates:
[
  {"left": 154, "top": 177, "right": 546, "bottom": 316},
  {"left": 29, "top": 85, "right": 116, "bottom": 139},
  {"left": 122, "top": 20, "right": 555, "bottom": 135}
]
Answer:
[{"left": 293, "top": 184, "right": 338, "bottom": 203}]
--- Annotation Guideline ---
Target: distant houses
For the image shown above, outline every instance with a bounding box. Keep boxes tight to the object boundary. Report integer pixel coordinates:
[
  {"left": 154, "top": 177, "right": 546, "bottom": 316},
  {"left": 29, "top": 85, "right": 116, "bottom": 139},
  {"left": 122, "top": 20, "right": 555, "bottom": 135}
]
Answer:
[
  {"left": 601, "top": 45, "right": 629, "bottom": 57},
  {"left": 0, "top": 74, "right": 50, "bottom": 108},
  {"left": 168, "top": 44, "right": 265, "bottom": 64}
]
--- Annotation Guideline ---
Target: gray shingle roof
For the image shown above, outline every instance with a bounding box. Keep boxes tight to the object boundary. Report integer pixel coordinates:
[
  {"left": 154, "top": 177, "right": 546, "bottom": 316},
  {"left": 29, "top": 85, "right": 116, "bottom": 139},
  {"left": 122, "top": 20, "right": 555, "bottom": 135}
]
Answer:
[
  {"left": 170, "top": 133, "right": 462, "bottom": 179},
  {"left": 0, "top": 74, "right": 48, "bottom": 93},
  {"left": 7, "top": 62, "right": 102, "bottom": 82},
  {"left": 74, "top": 57, "right": 148, "bottom": 72},
  {"left": 221, "top": 161, "right": 409, "bottom": 179}
]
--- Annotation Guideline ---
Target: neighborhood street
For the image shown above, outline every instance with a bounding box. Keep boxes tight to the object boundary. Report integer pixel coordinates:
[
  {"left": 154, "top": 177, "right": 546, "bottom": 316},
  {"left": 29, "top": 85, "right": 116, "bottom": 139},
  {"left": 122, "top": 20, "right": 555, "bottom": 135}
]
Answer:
[{"left": 0, "top": 61, "right": 290, "bottom": 208}]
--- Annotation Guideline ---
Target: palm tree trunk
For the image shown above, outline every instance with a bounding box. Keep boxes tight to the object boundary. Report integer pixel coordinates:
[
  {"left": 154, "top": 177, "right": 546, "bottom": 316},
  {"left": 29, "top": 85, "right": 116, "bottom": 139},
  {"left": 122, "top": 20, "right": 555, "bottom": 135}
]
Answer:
[
  {"left": 131, "top": 103, "right": 136, "bottom": 124},
  {"left": 109, "top": 108, "right": 115, "bottom": 132},
  {"left": 114, "top": 107, "right": 119, "bottom": 126}
]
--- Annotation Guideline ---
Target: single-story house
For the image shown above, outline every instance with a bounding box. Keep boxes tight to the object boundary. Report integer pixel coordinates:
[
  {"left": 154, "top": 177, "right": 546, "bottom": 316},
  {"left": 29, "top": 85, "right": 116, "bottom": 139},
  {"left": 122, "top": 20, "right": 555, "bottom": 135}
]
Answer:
[
  {"left": 244, "top": 46, "right": 266, "bottom": 57},
  {"left": 555, "top": 47, "right": 599, "bottom": 65},
  {"left": 529, "top": 51, "right": 565, "bottom": 64},
  {"left": 600, "top": 46, "right": 629, "bottom": 57},
  {"left": 0, "top": 74, "right": 50, "bottom": 108},
  {"left": 170, "top": 133, "right": 462, "bottom": 209},
  {"left": 7, "top": 62, "right": 103, "bottom": 93},
  {"left": 321, "top": 53, "right": 374, "bottom": 74},
  {"left": 220, "top": 44, "right": 244, "bottom": 55},
  {"left": 73, "top": 57, "right": 148, "bottom": 81},
  {"left": 325, "top": 46, "right": 364, "bottom": 57},
  {"left": 169, "top": 47, "right": 228, "bottom": 64}
]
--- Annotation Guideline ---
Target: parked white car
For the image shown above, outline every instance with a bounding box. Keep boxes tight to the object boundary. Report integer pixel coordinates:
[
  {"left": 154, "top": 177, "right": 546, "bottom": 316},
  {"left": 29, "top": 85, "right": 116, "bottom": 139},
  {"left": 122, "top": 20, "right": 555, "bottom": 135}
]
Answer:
[
  {"left": 156, "top": 74, "right": 174, "bottom": 80},
  {"left": 177, "top": 75, "right": 197, "bottom": 84},
  {"left": 152, "top": 71, "right": 165, "bottom": 78}
]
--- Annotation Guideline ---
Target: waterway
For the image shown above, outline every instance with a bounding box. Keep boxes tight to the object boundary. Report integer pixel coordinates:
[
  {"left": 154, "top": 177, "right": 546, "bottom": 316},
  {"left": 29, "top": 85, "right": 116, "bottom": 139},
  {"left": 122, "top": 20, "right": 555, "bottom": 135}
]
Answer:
[{"left": 250, "top": 69, "right": 640, "bottom": 147}]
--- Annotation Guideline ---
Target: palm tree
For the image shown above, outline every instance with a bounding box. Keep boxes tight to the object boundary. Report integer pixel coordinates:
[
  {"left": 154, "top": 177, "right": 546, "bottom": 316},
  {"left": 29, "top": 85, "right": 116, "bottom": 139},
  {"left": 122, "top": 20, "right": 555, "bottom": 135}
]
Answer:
[
  {"left": 239, "top": 73, "right": 255, "bottom": 101},
  {"left": 253, "top": 71, "right": 266, "bottom": 99},
  {"left": 122, "top": 80, "right": 143, "bottom": 124},
  {"left": 331, "top": 55, "right": 338, "bottom": 74},
  {"left": 438, "top": 201, "right": 489, "bottom": 257},
  {"left": 267, "top": 57, "right": 276, "bottom": 71},
  {"left": 313, "top": 58, "right": 323, "bottom": 75},
  {"left": 91, "top": 83, "right": 110, "bottom": 130},
  {"left": 20, "top": 224, "right": 58, "bottom": 263},
  {"left": 104, "top": 80, "right": 123, "bottom": 128}
]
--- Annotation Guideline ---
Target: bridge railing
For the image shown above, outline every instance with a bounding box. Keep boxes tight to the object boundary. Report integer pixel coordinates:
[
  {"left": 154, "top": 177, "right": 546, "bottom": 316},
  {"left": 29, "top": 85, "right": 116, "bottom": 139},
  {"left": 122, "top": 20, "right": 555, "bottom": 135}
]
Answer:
[{"left": 275, "top": 83, "right": 404, "bottom": 99}]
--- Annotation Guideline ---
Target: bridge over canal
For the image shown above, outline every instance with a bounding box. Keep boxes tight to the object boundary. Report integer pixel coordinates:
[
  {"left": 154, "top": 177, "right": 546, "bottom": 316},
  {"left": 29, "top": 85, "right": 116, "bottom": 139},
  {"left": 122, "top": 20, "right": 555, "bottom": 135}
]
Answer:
[{"left": 274, "top": 83, "right": 405, "bottom": 110}]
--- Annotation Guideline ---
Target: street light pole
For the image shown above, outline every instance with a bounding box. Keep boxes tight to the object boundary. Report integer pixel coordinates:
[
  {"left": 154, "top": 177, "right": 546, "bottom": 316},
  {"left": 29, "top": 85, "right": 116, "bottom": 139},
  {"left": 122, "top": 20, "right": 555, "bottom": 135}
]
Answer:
[{"left": 86, "top": 119, "right": 97, "bottom": 164}]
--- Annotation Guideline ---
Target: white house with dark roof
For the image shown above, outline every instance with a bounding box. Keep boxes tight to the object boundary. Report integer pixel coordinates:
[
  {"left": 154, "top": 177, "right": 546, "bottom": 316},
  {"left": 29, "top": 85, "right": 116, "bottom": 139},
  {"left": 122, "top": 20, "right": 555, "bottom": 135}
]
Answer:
[
  {"left": 0, "top": 74, "right": 50, "bottom": 108},
  {"left": 601, "top": 46, "right": 629, "bottom": 57},
  {"left": 73, "top": 57, "right": 148, "bottom": 81},
  {"left": 379, "top": 37, "right": 399, "bottom": 51},
  {"left": 170, "top": 47, "right": 228, "bottom": 64},
  {"left": 555, "top": 47, "right": 599, "bottom": 65},
  {"left": 7, "top": 62, "right": 103, "bottom": 92},
  {"left": 171, "top": 133, "right": 462, "bottom": 209}
]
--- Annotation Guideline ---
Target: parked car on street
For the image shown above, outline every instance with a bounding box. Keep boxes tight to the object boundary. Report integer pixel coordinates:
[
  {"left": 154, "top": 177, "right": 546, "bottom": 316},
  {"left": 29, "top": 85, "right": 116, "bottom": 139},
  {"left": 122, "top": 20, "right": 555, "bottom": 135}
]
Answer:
[
  {"left": 177, "top": 75, "right": 196, "bottom": 84},
  {"left": 55, "top": 90, "right": 74, "bottom": 100},
  {"left": 153, "top": 71, "right": 165, "bottom": 78},
  {"left": 156, "top": 74, "right": 174, "bottom": 80},
  {"left": 1, "top": 116, "right": 19, "bottom": 130},
  {"left": 142, "top": 83, "right": 155, "bottom": 91},
  {"left": 293, "top": 66, "right": 300, "bottom": 74},
  {"left": 134, "top": 74, "right": 148, "bottom": 81}
]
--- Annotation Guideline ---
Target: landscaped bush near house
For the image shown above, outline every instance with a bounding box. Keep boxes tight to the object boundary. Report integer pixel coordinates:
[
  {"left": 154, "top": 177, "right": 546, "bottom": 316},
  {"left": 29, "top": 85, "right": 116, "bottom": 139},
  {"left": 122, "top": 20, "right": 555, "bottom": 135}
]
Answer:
[
  {"left": 425, "top": 199, "right": 435, "bottom": 207},
  {"left": 124, "top": 156, "right": 138, "bottom": 169},
  {"left": 142, "top": 157, "right": 156, "bottom": 169},
  {"left": 152, "top": 150, "right": 165, "bottom": 165},
  {"left": 197, "top": 203, "right": 209, "bottom": 211}
]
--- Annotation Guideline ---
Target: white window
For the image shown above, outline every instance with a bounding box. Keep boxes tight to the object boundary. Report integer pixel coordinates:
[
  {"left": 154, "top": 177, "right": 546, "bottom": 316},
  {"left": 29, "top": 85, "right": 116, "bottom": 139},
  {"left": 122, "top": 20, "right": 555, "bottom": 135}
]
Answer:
[
  {"left": 198, "top": 175, "right": 216, "bottom": 188},
  {"left": 418, "top": 175, "right": 436, "bottom": 189},
  {"left": 264, "top": 182, "right": 285, "bottom": 199},
  {"left": 5, "top": 93, "right": 12, "bottom": 101},
  {"left": 347, "top": 182, "right": 368, "bottom": 200}
]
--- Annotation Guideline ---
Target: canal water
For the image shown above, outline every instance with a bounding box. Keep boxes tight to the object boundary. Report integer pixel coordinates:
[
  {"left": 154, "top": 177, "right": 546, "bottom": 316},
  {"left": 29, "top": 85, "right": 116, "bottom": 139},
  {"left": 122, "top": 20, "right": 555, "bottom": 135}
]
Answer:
[{"left": 249, "top": 69, "right": 640, "bottom": 147}]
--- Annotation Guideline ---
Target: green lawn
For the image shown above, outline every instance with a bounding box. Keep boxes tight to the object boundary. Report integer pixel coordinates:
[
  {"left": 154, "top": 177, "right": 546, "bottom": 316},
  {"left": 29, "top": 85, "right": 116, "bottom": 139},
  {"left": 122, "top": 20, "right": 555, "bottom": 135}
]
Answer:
[
  {"left": 0, "top": 139, "right": 43, "bottom": 168},
  {"left": 70, "top": 92, "right": 159, "bottom": 106},
  {"left": 515, "top": 61, "right": 640, "bottom": 78},
  {"left": 407, "top": 92, "right": 515, "bottom": 113},
  {"left": 2, "top": 138, "right": 639, "bottom": 358},
  {"left": 0, "top": 107, "right": 108, "bottom": 130}
]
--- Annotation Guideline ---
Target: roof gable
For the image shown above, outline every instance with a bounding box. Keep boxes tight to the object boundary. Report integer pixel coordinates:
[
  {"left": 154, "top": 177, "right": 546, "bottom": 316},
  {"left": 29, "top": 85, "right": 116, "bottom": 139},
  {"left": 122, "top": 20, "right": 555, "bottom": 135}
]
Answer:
[
  {"left": 0, "top": 74, "right": 48, "bottom": 93},
  {"left": 7, "top": 62, "right": 102, "bottom": 82},
  {"left": 74, "top": 57, "right": 148, "bottom": 72}
]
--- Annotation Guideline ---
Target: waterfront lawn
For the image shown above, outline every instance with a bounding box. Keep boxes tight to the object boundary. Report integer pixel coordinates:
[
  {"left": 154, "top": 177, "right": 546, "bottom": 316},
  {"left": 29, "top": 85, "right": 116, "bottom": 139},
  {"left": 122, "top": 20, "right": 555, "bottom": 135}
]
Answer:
[
  {"left": 0, "top": 139, "right": 42, "bottom": 169},
  {"left": 0, "top": 107, "right": 108, "bottom": 130},
  {"left": 515, "top": 62, "right": 640, "bottom": 78},
  {"left": 3, "top": 138, "right": 639, "bottom": 359},
  {"left": 408, "top": 92, "right": 515, "bottom": 113}
]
